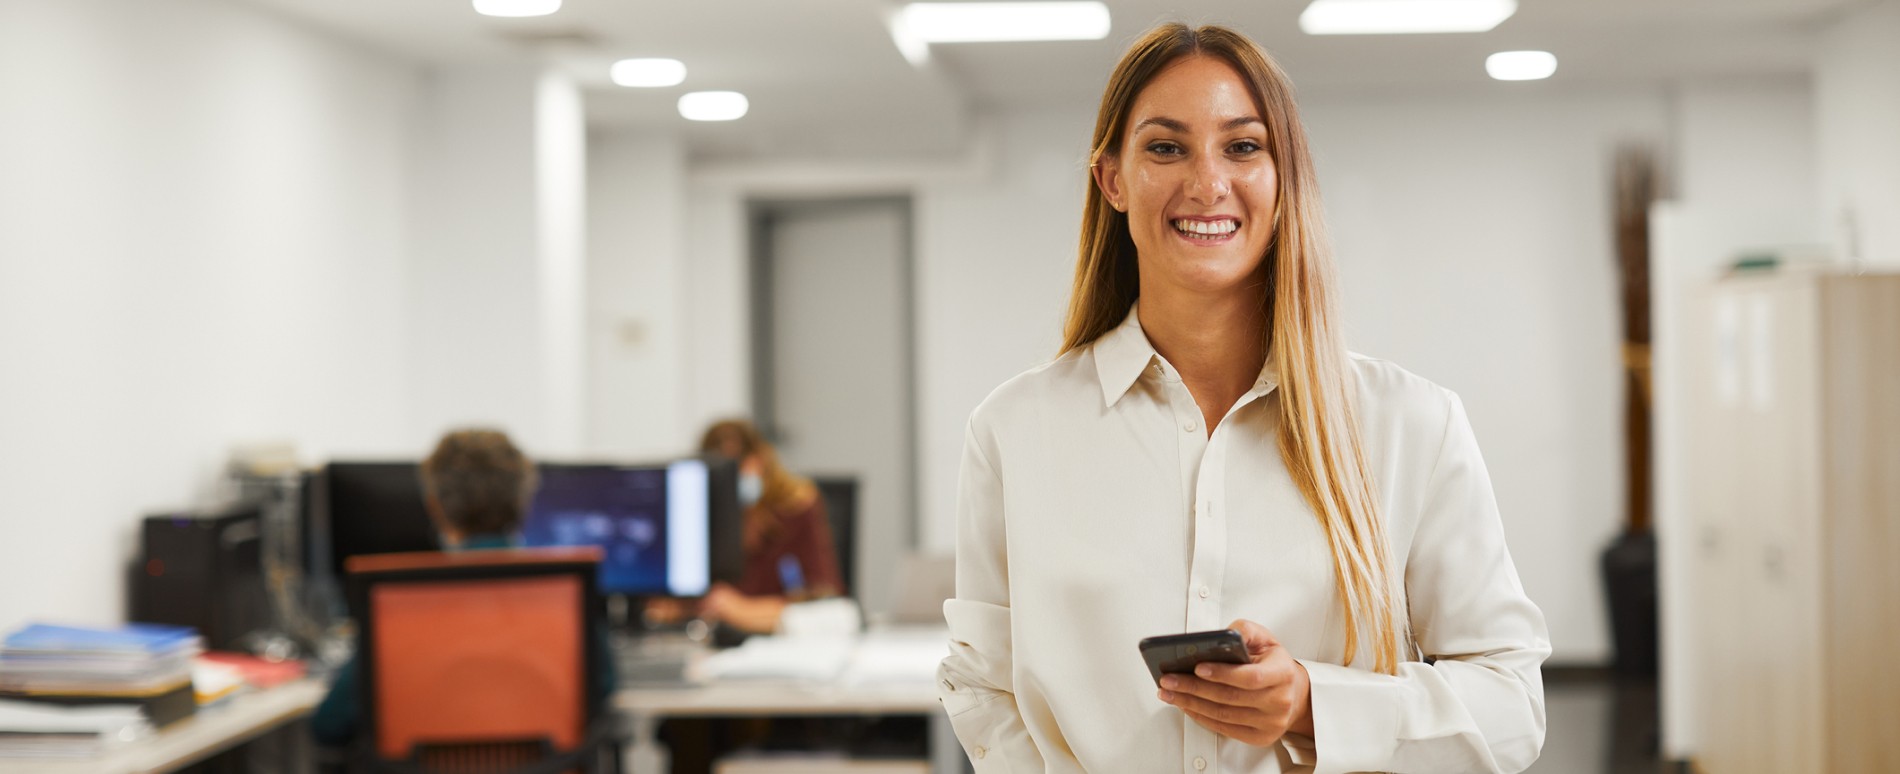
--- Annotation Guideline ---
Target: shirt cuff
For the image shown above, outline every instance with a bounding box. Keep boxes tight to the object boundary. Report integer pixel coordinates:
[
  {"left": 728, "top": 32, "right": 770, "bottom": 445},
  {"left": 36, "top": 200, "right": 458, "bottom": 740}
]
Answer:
[
  {"left": 1282, "top": 732, "right": 1318, "bottom": 767},
  {"left": 1298, "top": 659, "right": 1402, "bottom": 774}
]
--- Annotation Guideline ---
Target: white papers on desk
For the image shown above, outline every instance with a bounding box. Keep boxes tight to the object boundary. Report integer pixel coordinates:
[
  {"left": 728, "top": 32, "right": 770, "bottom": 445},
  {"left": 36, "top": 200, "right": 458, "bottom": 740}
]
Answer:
[
  {"left": 703, "top": 637, "right": 855, "bottom": 682},
  {"left": 842, "top": 628, "right": 948, "bottom": 686},
  {"left": 701, "top": 627, "right": 951, "bottom": 686},
  {"left": 0, "top": 699, "right": 151, "bottom": 758}
]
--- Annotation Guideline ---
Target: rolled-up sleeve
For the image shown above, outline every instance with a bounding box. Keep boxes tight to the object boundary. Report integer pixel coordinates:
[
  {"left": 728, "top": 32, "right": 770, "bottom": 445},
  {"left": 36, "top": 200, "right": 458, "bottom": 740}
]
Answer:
[
  {"left": 1293, "top": 392, "right": 1550, "bottom": 774},
  {"left": 938, "top": 415, "right": 1045, "bottom": 771}
]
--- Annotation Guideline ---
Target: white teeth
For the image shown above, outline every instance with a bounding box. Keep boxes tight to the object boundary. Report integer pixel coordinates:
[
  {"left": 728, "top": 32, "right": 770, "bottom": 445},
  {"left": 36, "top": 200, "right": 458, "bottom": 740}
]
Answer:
[{"left": 1173, "top": 219, "right": 1238, "bottom": 236}]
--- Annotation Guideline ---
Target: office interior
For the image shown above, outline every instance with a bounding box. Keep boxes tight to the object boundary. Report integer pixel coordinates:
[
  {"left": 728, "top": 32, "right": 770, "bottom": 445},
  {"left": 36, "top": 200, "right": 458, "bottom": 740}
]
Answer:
[{"left": 3, "top": 0, "right": 1898, "bottom": 772}]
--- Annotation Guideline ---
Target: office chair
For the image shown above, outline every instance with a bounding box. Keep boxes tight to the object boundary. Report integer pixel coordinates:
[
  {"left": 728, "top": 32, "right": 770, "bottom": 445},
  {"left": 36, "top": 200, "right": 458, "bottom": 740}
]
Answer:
[
  {"left": 809, "top": 476, "right": 857, "bottom": 596},
  {"left": 345, "top": 547, "right": 615, "bottom": 774}
]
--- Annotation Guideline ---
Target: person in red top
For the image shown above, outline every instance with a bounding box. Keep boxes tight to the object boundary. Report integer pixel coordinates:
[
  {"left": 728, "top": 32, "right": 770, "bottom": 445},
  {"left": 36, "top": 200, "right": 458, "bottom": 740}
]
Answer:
[{"left": 690, "top": 418, "right": 846, "bottom": 633}]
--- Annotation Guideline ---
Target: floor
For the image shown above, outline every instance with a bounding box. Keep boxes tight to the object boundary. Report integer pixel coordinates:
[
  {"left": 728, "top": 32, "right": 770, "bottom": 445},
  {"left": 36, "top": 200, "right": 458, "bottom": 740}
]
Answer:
[{"left": 1526, "top": 671, "right": 1673, "bottom": 774}]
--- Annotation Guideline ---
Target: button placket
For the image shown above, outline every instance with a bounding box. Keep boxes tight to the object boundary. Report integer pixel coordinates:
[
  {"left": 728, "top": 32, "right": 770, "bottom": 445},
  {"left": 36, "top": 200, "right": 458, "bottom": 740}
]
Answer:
[{"left": 1185, "top": 414, "right": 1231, "bottom": 633}]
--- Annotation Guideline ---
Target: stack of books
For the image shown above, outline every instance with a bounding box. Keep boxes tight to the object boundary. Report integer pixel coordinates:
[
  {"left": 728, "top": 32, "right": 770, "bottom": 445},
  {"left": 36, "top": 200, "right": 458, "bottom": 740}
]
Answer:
[
  {"left": 0, "top": 623, "right": 202, "bottom": 730},
  {"left": 0, "top": 699, "right": 150, "bottom": 759}
]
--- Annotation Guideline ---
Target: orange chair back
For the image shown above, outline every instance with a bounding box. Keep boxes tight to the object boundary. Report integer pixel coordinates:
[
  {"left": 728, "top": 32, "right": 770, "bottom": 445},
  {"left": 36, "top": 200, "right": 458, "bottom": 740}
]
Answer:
[{"left": 347, "top": 548, "right": 602, "bottom": 763}]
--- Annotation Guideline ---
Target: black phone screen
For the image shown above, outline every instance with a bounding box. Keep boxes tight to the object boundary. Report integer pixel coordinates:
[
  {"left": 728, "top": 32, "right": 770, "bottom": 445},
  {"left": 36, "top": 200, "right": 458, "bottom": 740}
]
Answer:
[{"left": 1138, "top": 628, "right": 1249, "bottom": 685}]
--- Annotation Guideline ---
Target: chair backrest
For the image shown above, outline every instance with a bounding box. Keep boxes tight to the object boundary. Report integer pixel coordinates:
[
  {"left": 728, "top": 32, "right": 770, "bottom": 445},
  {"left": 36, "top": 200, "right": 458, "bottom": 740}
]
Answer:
[
  {"left": 809, "top": 476, "right": 857, "bottom": 596},
  {"left": 346, "top": 547, "right": 602, "bottom": 766}
]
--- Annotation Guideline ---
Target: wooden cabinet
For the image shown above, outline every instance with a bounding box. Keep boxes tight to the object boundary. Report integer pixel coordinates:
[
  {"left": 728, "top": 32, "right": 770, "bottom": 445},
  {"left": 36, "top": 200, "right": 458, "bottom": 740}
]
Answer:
[{"left": 1683, "top": 271, "right": 1900, "bottom": 773}]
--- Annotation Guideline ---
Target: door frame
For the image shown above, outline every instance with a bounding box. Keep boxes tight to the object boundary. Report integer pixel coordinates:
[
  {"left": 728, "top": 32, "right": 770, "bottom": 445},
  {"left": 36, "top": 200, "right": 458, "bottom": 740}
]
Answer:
[{"left": 745, "top": 194, "right": 920, "bottom": 554}]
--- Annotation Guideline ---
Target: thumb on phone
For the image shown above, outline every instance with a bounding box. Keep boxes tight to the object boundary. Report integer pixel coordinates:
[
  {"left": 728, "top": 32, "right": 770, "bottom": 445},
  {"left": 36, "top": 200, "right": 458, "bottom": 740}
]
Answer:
[{"left": 1227, "top": 619, "right": 1281, "bottom": 661}]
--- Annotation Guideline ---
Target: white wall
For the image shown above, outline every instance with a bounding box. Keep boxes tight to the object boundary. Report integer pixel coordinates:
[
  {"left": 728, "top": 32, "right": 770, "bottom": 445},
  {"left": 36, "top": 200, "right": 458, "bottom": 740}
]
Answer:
[
  {"left": 1814, "top": 0, "right": 1900, "bottom": 267},
  {"left": 1306, "top": 91, "right": 1670, "bottom": 663},
  {"left": 683, "top": 186, "right": 753, "bottom": 435},
  {"left": 913, "top": 110, "right": 1095, "bottom": 555},
  {"left": 0, "top": 2, "right": 595, "bottom": 629},
  {"left": 535, "top": 71, "right": 589, "bottom": 455},
  {"left": 587, "top": 131, "right": 694, "bottom": 459},
  {"left": 0, "top": 0, "right": 422, "bottom": 626},
  {"left": 405, "top": 65, "right": 592, "bottom": 459}
]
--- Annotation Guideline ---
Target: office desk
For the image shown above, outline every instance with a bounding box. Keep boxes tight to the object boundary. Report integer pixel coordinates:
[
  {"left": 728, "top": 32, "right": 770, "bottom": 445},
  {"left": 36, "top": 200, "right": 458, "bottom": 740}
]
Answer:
[
  {"left": 615, "top": 629, "right": 965, "bottom": 774},
  {"left": 0, "top": 679, "right": 326, "bottom": 774}
]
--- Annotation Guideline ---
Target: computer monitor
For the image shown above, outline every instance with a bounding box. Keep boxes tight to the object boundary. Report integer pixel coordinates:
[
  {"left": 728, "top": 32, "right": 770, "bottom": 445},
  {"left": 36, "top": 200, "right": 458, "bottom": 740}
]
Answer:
[
  {"left": 522, "top": 460, "right": 717, "bottom": 597},
  {"left": 318, "top": 462, "right": 439, "bottom": 581}
]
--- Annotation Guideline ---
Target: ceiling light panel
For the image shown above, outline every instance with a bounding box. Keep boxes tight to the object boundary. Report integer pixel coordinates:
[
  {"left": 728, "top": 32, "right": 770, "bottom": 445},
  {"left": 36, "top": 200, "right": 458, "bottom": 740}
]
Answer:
[
  {"left": 1486, "top": 50, "right": 1558, "bottom": 80},
  {"left": 678, "top": 91, "right": 749, "bottom": 122},
  {"left": 612, "top": 58, "right": 687, "bottom": 88},
  {"left": 472, "top": 0, "right": 562, "bottom": 18},
  {"left": 895, "top": 2, "right": 1111, "bottom": 43},
  {"left": 1300, "top": 0, "right": 1515, "bottom": 35}
]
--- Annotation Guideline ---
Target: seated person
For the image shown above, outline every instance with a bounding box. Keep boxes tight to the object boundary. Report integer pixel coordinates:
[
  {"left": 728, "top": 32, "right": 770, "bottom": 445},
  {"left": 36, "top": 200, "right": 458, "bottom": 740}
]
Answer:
[
  {"left": 650, "top": 419, "right": 846, "bottom": 634},
  {"left": 312, "top": 428, "right": 615, "bottom": 748}
]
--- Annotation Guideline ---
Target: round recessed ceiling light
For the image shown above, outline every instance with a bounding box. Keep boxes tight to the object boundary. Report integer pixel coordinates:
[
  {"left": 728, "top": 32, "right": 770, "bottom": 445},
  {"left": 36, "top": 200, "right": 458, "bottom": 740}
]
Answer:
[
  {"left": 678, "top": 91, "right": 749, "bottom": 122},
  {"left": 472, "top": 0, "right": 561, "bottom": 18},
  {"left": 1486, "top": 50, "right": 1558, "bottom": 81},
  {"left": 612, "top": 58, "right": 687, "bottom": 88}
]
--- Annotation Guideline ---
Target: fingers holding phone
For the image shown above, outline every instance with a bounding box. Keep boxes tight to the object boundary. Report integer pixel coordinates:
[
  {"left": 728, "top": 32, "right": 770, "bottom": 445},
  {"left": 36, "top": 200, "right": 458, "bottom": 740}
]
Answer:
[{"left": 1145, "top": 619, "right": 1314, "bottom": 747}]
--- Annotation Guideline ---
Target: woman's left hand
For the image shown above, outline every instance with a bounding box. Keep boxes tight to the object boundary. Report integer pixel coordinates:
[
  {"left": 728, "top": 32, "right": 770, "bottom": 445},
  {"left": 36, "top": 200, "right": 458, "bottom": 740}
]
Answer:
[{"left": 1157, "top": 618, "right": 1315, "bottom": 747}]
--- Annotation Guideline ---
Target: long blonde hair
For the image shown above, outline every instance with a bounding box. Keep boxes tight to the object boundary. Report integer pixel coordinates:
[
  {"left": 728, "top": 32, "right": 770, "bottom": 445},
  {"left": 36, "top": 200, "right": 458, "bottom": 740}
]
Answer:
[{"left": 1063, "top": 23, "right": 1409, "bottom": 674}]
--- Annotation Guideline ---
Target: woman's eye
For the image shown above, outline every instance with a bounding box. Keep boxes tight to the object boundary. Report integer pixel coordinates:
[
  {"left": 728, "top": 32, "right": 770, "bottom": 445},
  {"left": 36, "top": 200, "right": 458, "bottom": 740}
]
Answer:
[
  {"left": 1229, "top": 140, "right": 1262, "bottom": 155},
  {"left": 1146, "top": 142, "right": 1183, "bottom": 157}
]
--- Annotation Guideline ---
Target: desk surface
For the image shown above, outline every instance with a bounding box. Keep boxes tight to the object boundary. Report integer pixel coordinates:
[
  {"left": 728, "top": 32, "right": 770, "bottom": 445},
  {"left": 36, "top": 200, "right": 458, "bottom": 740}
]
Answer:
[
  {"left": 615, "top": 627, "right": 947, "bottom": 718},
  {"left": 617, "top": 678, "right": 940, "bottom": 717},
  {"left": 0, "top": 679, "right": 326, "bottom": 774}
]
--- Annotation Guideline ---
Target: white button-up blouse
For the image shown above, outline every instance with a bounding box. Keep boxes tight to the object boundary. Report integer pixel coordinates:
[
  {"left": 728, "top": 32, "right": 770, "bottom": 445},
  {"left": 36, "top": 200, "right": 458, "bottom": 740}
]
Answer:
[{"left": 938, "top": 307, "right": 1550, "bottom": 773}]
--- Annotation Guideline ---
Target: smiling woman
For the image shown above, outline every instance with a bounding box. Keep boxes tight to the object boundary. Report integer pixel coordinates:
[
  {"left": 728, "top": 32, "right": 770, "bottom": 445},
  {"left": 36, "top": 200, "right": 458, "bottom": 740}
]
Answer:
[{"left": 936, "top": 21, "right": 1551, "bottom": 774}]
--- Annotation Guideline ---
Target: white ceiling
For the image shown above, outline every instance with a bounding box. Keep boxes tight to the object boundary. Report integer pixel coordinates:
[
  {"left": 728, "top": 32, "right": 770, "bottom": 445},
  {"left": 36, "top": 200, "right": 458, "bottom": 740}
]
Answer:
[{"left": 240, "top": 0, "right": 1853, "bottom": 160}]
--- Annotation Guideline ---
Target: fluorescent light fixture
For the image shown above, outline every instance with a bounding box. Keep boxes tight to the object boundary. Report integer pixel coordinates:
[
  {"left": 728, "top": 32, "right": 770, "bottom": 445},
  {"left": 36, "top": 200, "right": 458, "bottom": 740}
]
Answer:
[
  {"left": 1486, "top": 50, "right": 1557, "bottom": 80},
  {"left": 1300, "top": 0, "right": 1515, "bottom": 35},
  {"left": 472, "top": 0, "right": 561, "bottom": 17},
  {"left": 678, "top": 91, "right": 748, "bottom": 122},
  {"left": 611, "top": 58, "right": 687, "bottom": 88},
  {"left": 894, "top": 2, "right": 1110, "bottom": 43}
]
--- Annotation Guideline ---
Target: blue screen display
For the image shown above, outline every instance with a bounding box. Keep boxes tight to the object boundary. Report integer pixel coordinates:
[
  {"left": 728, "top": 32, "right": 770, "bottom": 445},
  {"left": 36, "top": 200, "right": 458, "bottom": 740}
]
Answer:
[{"left": 521, "top": 461, "right": 709, "bottom": 596}]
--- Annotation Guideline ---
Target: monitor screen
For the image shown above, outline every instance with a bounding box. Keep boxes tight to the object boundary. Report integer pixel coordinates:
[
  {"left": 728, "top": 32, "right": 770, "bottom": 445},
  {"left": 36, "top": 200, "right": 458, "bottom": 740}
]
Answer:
[
  {"left": 320, "top": 462, "right": 439, "bottom": 580},
  {"left": 521, "top": 461, "right": 712, "bottom": 597}
]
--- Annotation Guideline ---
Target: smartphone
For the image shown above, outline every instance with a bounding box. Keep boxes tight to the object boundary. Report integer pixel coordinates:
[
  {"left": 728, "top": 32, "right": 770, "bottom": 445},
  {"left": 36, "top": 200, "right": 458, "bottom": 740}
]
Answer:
[{"left": 1138, "top": 628, "right": 1249, "bottom": 685}]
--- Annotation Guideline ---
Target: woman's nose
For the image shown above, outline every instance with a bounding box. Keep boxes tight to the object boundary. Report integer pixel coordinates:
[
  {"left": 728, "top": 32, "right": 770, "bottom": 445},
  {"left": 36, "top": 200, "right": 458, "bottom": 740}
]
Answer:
[{"left": 1186, "top": 157, "right": 1230, "bottom": 204}]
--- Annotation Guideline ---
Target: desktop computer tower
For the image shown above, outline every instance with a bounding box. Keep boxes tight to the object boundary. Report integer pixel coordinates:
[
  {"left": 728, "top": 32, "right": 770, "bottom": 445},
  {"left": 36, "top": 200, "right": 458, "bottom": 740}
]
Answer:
[{"left": 132, "top": 508, "right": 270, "bottom": 651}]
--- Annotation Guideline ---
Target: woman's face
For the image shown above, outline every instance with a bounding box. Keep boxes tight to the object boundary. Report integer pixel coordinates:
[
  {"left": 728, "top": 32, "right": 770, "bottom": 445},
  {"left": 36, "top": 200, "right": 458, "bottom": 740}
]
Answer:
[{"left": 1094, "top": 55, "right": 1278, "bottom": 298}]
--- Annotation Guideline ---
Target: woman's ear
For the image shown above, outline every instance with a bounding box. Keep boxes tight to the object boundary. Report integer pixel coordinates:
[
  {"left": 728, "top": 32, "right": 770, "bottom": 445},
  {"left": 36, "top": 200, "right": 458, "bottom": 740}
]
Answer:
[{"left": 1092, "top": 151, "right": 1125, "bottom": 212}]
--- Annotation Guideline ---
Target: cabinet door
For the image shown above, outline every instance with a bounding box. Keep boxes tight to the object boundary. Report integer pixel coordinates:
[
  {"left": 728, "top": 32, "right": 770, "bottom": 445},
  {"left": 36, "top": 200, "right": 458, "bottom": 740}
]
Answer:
[
  {"left": 1685, "top": 285, "right": 1761, "bottom": 773},
  {"left": 1687, "top": 277, "right": 1826, "bottom": 773},
  {"left": 1742, "top": 279, "right": 1825, "bottom": 773}
]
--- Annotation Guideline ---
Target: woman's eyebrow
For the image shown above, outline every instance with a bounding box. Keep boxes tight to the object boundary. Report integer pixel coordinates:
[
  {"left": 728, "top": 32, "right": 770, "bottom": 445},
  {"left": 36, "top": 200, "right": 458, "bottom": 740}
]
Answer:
[
  {"left": 1133, "top": 116, "right": 1188, "bottom": 133},
  {"left": 1132, "top": 116, "right": 1265, "bottom": 133}
]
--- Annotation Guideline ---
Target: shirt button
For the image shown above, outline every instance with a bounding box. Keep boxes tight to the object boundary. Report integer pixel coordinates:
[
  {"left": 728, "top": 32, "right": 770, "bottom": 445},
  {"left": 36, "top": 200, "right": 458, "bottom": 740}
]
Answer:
[
  {"left": 1194, "top": 756, "right": 1207, "bottom": 770},
  {"left": 1198, "top": 585, "right": 1210, "bottom": 599},
  {"left": 1183, "top": 420, "right": 1197, "bottom": 432},
  {"left": 974, "top": 745, "right": 987, "bottom": 759}
]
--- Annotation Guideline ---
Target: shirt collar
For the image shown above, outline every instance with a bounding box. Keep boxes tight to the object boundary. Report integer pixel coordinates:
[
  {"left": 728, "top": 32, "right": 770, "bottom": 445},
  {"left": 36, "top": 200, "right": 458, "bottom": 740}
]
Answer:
[
  {"left": 1092, "top": 304, "right": 1155, "bottom": 408},
  {"left": 1090, "top": 302, "right": 1281, "bottom": 408}
]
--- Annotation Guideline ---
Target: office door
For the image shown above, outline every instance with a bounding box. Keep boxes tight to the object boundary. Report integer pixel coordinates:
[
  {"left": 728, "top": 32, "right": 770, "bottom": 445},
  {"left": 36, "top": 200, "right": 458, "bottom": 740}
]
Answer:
[{"left": 754, "top": 198, "right": 914, "bottom": 616}]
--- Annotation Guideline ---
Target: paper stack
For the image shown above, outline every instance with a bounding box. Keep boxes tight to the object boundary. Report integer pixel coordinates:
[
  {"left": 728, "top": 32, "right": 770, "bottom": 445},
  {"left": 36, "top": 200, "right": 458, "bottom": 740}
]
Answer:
[
  {"left": 0, "top": 699, "right": 150, "bottom": 759},
  {"left": 0, "top": 622, "right": 202, "bottom": 730}
]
